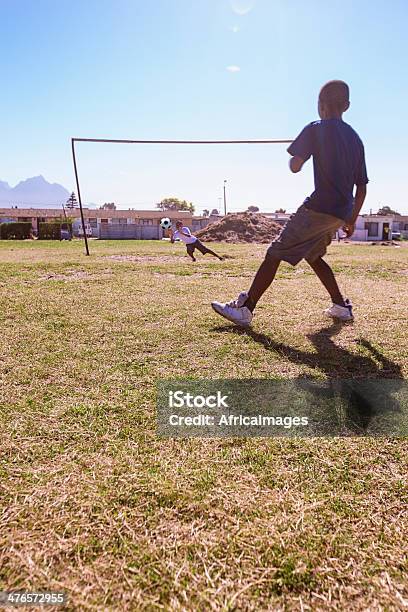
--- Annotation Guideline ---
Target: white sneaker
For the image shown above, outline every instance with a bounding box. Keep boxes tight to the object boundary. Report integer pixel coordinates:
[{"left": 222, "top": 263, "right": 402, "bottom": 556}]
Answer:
[
  {"left": 324, "top": 298, "right": 353, "bottom": 321},
  {"left": 211, "top": 291, "right": 253, "bottom": 326}
]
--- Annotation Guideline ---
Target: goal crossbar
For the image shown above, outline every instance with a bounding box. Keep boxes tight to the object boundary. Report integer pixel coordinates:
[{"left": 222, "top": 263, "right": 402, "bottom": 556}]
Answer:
[{"left": 71, "top": 137, "right": 294, "bottom": 255}]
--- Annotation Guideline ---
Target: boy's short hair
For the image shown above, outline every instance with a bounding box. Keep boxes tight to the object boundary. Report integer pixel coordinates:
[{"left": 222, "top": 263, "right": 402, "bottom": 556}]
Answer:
[
  {"left": 175, "top": 220, "right": 183, "bottom": 226},
  {"left": 319, "top": 80, "right": 349, "bottom": 113}
]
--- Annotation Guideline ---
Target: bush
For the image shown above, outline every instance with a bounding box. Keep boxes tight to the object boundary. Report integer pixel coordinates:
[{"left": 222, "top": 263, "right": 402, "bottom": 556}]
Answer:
[
  {"left": 38, "top": 222, "right": 72, "bottom": 240},
  {"left": 0, "top": 222, "right": 32, "bottom": 239}
]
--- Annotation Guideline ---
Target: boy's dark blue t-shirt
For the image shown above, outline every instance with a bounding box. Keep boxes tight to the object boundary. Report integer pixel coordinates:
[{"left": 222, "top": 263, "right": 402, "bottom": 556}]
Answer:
[{"left": 287, "top": 119, "right": 368, "bottom": 222}]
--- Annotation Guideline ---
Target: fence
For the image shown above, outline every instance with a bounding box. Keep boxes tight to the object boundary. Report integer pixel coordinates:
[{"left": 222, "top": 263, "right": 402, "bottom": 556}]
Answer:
[{"left": 98, "top": 223, "right": 161, "bottom": 240}]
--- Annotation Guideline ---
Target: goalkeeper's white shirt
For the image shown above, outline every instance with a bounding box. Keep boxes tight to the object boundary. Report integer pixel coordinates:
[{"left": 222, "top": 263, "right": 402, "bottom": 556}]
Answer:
[{"left": 172, "top": 227, "right": 197, "bottom": 245}]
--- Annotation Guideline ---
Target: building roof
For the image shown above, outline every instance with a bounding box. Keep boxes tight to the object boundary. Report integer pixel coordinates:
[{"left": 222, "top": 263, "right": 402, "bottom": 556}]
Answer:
[
  {"left": 193, "top": 214, "right": 221, "bottom": 220},
  {"left": 360, "top": 214, "right": 394, "bottom": 221},
  {"left": 88, "top": 209, "right": 192, "bottom": 219},
  {"left": 0, "top": 207, "right": 74, "bottom": 217},
  {"left": 262, "top": 212, "right": 292, "bottom": 219},
  {"left": 0, "top": 207, "right": 192, "bottom": 219},
  {"left": 362, "top": 213, "right": 408, "bottom": 221}
]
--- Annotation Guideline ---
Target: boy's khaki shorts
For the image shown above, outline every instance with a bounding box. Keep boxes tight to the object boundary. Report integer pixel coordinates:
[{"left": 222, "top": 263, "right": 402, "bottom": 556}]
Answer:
[{"left": 266, "top": 204, "right": 343, "bottom": 266}]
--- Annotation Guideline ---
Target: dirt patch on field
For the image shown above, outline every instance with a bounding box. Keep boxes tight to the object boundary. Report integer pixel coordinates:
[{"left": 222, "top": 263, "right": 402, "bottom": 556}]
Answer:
[
  {"left": 40, "top": 269, "right": 113, "bottom": 281},
  {"left": 196, "top": 212, "right": 282, "bottom": 243},
  {"left": 103, "top": 255, "right": 183, "bottom": 263}
]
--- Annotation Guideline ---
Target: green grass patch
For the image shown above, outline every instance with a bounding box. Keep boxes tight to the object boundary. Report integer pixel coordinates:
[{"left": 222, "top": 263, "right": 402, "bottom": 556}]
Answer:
[{"left": 1, "top": 239, "right": 407, "bottom": 610}]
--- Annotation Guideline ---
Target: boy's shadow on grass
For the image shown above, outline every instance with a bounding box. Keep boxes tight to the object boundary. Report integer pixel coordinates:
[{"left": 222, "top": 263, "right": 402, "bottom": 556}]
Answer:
[{"left": 213, "top": 321, "right": 404, "bottom": 433}]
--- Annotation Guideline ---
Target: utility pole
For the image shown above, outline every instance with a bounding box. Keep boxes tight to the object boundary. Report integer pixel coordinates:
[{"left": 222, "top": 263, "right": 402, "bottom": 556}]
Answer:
[{"left": 223, "top": 179, "right": 227, "bottom": 216}]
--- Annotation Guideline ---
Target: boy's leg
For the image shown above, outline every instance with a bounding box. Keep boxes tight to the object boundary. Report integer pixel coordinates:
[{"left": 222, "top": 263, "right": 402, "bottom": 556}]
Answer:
[
  {"left": 244, "top": 256, "right": 281, "bottom": 311},
  {"left": 196, "top": 240, "right": 223, "bottom": 260},
  {"left": 186, "top": 244, "right": 196, "bottom": 261},
  {"left": 212, "top": 204, "right": 322, "bottom": 325},
  {"left": 205, "top": 246, "right": 223, "bottom": 260},
  {"left": 211, "top": 255, "right": 281, "bottom": 326},
  {"left": 307, "top": 257, "right": 345, "bottom": 306}
]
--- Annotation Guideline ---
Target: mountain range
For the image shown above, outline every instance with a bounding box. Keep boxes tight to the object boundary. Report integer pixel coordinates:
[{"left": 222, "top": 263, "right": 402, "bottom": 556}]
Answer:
[{"left": 0, "top": 176, "right": 71, "bottom": 208}]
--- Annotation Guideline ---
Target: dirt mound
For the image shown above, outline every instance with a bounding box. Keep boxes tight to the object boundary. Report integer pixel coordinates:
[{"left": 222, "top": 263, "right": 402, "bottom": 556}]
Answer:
[{"left": 195, "top": 212, "right": 282, "bottom": 243}]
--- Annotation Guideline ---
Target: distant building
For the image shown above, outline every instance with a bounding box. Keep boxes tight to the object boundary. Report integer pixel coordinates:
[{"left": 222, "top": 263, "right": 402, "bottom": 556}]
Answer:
[
  {"left": 0, "top": 207, "right": 193, "bottom": 239},
  {"left": 262, "top": 212, "right": 292, "bottom": 226},
  {"left": 391, "top": 215, "right": 408, "bottom": 239},
  {"left": 352, "top": 214, "right": 394, "bottom": 241},
  {"left": 192, "top": 213, "right": 222, "bottom": 233},
  {"left": 2, "top": 206, "right": 406, "bottom": 241}
]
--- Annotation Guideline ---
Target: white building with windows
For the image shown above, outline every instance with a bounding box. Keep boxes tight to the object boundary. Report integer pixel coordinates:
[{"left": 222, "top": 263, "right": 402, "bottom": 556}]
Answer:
[{"left": 352, "top": 214, "right": 394, "bottom": 241}]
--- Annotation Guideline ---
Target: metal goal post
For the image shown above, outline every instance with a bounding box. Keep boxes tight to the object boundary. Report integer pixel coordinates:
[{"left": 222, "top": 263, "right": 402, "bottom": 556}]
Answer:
[{"left": 71, "top": 137, "right": 293, "bottom": 255}]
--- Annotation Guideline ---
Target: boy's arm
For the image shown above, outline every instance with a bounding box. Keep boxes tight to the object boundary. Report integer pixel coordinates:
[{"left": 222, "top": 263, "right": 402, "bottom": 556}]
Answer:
[
  {"left": 169, "top": 229, "right": 175, "bottom": 243},
  {"left": 287, "top": 124, "right": 313, "bottom": 174},
  {"left": 343, "top": 184, "right": 367, "bottom": 237},
  {"left": 344, "top": 141, "right": 369, "bottom": 236},
  {"left": 289, "top": 156, "right": 305, "bottom": 173}
]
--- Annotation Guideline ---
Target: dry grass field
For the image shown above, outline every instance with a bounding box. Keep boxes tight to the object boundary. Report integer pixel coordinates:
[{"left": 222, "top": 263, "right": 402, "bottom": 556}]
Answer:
[{"left": 1, "top": 238, "right": 407, "bottom": 610}]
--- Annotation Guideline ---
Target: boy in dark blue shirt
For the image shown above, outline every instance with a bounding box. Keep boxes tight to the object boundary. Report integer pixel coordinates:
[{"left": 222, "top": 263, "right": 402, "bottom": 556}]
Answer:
[{"left": 212, "top": 80, "right": 368, "bottom": 326}]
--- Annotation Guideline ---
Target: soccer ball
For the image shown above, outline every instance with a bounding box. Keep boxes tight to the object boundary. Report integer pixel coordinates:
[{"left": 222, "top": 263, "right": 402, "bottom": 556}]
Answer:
[{"left": 160, "top": 217, "right": 172, "bottom": 230}]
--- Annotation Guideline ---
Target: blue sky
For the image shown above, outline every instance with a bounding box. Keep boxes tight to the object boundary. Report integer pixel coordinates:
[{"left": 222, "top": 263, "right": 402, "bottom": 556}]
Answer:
[{"left": 1, "top": 0, "right": 407, "bottom": 214}]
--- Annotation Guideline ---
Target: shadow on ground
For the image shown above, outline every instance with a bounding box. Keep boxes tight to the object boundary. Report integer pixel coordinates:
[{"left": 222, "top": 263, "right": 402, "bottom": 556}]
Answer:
[{"left": 213, "top": 321, "right": 404, "bottom": 434}]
